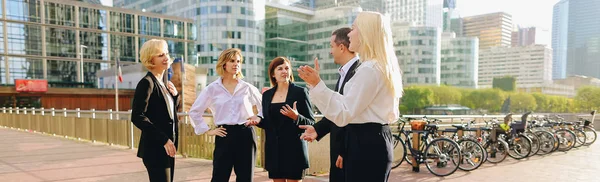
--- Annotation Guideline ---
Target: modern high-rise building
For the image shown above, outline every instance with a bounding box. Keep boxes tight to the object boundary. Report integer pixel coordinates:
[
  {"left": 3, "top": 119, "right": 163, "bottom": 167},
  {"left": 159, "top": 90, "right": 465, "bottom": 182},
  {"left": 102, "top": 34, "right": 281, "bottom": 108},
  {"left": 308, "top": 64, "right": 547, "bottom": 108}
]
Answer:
[
  {"left": 0, "top": 0, "right": 193, "bottom": 87},
  {"left": 478, "top": 45, "right": 553, "bottom": 88},
  {"left": 385, "top": 0, "right": 444, "bottom": 28},
  {"left": 440, "top": 32, "right": 478, "bottom": 88},
  {"left": 115, "top": 0, "right": 266, "bottom": 87},
  {"left": 566, "top": 0, "right": 600, "bottom": 79},
  {"left": 307, "top": 6, "right": 360, "bottom": 89},
  {"left": 264, "top": 2, "right": 314, "bottom": 87},
  {"left": 511, "top": 27, "right": 550, "bottom": 47},
  {"left": 442, "top": 0, "right": 457, "bottom": 32},
  {"left": 317, "top": 0, "right": 384, "bottom": 12},
  {"left": 393, "top": 22, "right": 442, "bottom": 86},
  {"left": 552, "top": 0, "right": 569, "bottom": 79},
  {"left": 462, "top": 12, "right": 512, "bottom": 49}
]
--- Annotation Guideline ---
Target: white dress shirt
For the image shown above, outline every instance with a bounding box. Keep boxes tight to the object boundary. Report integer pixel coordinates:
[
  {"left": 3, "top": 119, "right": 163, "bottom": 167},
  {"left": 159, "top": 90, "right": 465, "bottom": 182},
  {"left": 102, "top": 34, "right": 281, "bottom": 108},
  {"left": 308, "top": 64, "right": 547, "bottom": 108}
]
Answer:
[
  {"left": 189, "top": 78, "right": 263, "bottom": 135},
  {"left": 337, "top": 56, "right": 360, "bottom": 91},
  {"left": 310, "top": 60, "right": 399, "bottom": 127}
]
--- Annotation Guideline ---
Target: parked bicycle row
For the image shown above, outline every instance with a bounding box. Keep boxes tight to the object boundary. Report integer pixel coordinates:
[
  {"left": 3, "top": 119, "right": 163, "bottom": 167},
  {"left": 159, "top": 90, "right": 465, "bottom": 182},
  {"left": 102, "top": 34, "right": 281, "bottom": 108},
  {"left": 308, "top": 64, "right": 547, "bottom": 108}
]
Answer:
[{"left": 390, "top": 111, "right": 598, "bottom": 177}]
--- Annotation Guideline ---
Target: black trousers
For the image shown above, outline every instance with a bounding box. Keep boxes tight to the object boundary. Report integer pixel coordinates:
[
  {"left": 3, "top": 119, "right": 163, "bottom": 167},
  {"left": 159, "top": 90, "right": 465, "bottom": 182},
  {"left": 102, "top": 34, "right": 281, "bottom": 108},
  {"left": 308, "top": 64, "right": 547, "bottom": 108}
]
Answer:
[
  {"left": 146, "top": 159, "right": 175, "bottom": 182},
  {"left": 211, "top": 125, "right": 256, "bottom": 182},
  {"left": 343, "top": 123, "right": 393, "bottom": 182}
]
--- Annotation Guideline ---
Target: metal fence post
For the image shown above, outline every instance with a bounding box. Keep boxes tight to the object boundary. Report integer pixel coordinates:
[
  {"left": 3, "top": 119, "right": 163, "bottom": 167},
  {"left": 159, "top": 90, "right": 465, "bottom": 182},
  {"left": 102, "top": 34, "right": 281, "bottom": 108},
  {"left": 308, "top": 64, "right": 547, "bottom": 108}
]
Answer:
[
  {"left": 16, "top": 107, "right": 20, "bottom": 114},
  {"left": 51, "top": 108, "right": 55, "bottom": 136},
  {"left": 63, "top": 108, "right": 68, "bottom": 138},
  {"left": 91, "top": 108, "right": 95, "bottom": 143},
  {"left": 129, "top": 109, "right": 134, "bottom": 149},
  {"left": 108, "top": 109, "right": 113, "bottom": 146},
  {"left": 63, "top": 108, "right": 67, "bottom": 118}
]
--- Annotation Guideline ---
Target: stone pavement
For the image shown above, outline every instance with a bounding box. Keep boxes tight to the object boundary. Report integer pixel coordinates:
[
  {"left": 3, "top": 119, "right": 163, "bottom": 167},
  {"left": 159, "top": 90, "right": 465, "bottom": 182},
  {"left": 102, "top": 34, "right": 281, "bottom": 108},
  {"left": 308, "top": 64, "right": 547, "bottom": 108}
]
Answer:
[{"left": 1, "top": 127, "right": 598, "bottom": 182}]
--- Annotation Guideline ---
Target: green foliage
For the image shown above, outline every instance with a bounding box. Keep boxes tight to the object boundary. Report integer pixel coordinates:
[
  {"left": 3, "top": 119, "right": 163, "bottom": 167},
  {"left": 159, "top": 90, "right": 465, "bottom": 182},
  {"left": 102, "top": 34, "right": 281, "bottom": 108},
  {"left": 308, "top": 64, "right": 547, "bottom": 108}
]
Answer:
[
  {"left": 492, "top": 76, "right": 517, "bottom": 91},
  {"left": 398, "top": 85, "right": 599, "bottom": 114}
]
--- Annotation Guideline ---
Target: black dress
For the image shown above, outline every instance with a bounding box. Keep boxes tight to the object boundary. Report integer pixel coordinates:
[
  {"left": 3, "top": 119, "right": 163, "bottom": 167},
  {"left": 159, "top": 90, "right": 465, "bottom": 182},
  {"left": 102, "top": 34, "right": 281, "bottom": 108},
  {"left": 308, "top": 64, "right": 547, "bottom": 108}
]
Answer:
[{"left": 266, "top": 102, "right": 305, "bottom": 180}]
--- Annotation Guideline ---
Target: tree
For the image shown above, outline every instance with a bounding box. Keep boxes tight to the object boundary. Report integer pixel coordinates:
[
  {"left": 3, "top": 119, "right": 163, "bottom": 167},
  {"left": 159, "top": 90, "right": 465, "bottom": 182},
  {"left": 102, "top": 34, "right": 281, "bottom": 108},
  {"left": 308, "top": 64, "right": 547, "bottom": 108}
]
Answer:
[
  {"left": 509, "top": 92, "right": 537, "bottom": 113},
  {"left": 463, "top": 89, "right": 506, "bottom": 112},
  {"left": 430, "top": 86, "right": 462, "bottom": 105},
  {"left": 492, "top": 76, "right": 516, "bottom": 91},
  {"left": 532, "top": 93, "right": 550, "bottom": 112},
  {"left": 575, "top": 86, "right": 600, "bottom": 112},
  {"left": 401, "top": 86, "right": 434, "bottom": 114}
]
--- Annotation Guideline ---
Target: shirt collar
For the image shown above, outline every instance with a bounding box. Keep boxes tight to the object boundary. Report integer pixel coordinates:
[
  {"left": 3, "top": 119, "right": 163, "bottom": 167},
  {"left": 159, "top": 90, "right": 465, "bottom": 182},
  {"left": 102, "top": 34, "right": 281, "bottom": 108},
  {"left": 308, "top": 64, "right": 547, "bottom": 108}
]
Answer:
[{"left": 339, "top": 56, "right": 360, "bottom": 77}]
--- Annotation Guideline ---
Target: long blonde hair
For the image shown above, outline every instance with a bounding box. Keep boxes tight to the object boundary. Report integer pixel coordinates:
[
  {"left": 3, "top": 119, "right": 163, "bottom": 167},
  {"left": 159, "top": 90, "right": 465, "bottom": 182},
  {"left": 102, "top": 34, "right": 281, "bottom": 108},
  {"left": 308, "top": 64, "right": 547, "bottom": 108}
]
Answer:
[{"left": 354, "top": 11, "right": 403, "bottom": 98}]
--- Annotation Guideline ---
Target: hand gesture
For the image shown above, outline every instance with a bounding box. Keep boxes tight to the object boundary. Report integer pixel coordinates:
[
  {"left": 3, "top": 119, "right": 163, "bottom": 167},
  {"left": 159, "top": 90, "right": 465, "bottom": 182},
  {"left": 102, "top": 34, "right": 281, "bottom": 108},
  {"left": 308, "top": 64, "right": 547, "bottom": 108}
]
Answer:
[
  {"left": 164, "top": 139, "right": 176, "bottom": 157},
  {"left": 298, "top": 125, "right": 317, "bottom": 142},
  {"left": 297, "top": 57, "right": 321, "bottom": 86},
  {"left": 207, "top": 127, "right": 227, "bottom": 137},
  {"left": 336, "top": 155, "right": 343, "bottom": 169},
  {"left": 281, "top": 101, "right": 299, "bottom": 121},
  {"left": 167, "top": 81, "right": 178, "bottom": 96},
  {"left": 245, "top": 115, "right": 261, "bottom": 126}
]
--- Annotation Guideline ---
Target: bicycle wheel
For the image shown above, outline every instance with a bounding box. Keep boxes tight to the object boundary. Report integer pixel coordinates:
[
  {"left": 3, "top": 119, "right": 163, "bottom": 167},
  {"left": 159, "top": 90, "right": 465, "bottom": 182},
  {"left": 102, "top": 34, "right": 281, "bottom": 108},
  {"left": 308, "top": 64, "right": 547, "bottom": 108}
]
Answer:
[
  {"left": 391, "top": 134, "right": 407, "bottom": 169},
  {"left": 573, "top": 129, "right": 587, "bottom": 148},
  {"left": 456, "top": 139, "right": 485, "bottom": 171},
  {"left": 524, "top": 132, "right": 540, "bottom": 156},
  {"left": 484, "top": 139, "right": 509, "bottom": 163},
  {"left": 507, "top": 134, "right": 532, "bottom": 160},
  {"left": 534, "top": 130, "right": 556, "bottom": 155},
  {"left": 556, "top": 129, "right": 576, "bottom": 152},
  {"left": 424, "top": 138, "right": 461, "bottom": 177},
  {"left": 583, "top": 126, "right": 597, "bottom": 146}
]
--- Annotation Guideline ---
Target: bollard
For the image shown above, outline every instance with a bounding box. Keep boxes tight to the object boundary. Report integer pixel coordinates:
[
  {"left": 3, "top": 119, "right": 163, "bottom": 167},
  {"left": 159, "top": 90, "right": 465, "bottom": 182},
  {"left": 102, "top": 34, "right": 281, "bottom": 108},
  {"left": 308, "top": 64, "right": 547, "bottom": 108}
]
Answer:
[
  {"left": 41, "top": 107, "right": 45, "bottom": 116},
  {"left": 63, "top": 108, "right": 67, "bottom": 138},
  {"left": 108, "top": 109, "right": 113, "bottom": 146},
  {"left": 108, "top": 109, "right": 113, "bottom": 120},
  {"left": 2, "top": 107, "right": 5, "bottom": 113},
  {"left": 76, "top": 108, "right": 80, "bottom": 118},
  {"left": 91, "top": 108, "right": 96, "bottom": 119},
  {"left": 16, "top": 107, "right": 19, "bottom": 114},
  {"left": 51, "top": 108, "right": 55, "bottom": 116},
  {"left": 31, "top": 107, "right": 35, "bottom": 115},
  {"left": 91, "top": 109, "right": 96, "bottom": 143},
  {"left": 24, "top": 107, "right": 27, "bottom": 115}
]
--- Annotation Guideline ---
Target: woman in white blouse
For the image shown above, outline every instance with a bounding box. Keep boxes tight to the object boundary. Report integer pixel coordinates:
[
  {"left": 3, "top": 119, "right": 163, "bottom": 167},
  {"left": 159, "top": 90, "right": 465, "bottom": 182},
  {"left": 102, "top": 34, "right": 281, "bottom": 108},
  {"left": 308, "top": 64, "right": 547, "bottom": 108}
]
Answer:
[
  {"left": 298, "top": 11, "right": 403, "bottom": 182},
  {"left": 189, "top": 48, "right": 262, "bottom": 182}
]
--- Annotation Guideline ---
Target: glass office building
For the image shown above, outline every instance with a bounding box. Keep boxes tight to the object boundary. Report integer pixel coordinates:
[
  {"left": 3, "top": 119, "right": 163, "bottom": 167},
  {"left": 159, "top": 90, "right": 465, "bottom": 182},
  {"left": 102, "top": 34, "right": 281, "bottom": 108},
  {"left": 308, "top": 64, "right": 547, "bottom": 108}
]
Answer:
[{"left": 0, "top": 0, "right": 194, "bottom": 87}]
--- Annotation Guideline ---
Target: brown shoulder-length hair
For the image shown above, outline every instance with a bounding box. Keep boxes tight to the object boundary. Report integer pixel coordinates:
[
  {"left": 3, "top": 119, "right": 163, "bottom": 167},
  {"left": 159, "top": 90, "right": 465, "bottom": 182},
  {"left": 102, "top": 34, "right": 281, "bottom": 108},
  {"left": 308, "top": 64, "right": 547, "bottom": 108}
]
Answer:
[{"left": 268, "top": 57, "right": 294, "bottom": 87}]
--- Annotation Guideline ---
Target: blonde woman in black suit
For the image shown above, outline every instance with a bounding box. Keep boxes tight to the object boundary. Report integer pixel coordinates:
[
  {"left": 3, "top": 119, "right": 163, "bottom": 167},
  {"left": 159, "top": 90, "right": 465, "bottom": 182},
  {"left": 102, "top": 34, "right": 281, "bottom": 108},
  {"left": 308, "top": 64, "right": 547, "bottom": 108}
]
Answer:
[{"left": 131, "top": 39, "right": 181, "bottom": 182}]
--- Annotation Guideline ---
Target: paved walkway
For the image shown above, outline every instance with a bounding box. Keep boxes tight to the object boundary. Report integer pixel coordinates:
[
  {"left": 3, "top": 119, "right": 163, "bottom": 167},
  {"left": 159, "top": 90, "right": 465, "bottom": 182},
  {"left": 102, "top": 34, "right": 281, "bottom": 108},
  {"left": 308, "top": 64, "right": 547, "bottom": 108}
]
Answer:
[{"left": 1, "top": 127, "right": 598, "bottom": 182}]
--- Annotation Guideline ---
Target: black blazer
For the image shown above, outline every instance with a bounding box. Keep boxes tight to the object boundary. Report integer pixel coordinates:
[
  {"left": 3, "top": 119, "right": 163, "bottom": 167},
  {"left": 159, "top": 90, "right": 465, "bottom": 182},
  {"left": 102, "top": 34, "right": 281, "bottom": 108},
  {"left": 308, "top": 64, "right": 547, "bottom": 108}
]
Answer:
[
  {"left": 314, "top": 60, "right": 360, "bottom": 160},
  {"left": 257, "top": 82, "right": 315, "bottom": 172},
  {"left": 131, "top": 72, "right": 181, "bottom": 168}
]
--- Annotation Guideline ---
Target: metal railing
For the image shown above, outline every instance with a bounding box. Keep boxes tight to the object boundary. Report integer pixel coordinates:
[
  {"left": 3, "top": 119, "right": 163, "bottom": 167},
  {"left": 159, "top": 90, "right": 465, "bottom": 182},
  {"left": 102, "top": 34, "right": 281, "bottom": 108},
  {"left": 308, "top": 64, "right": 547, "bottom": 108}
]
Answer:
[{"left": 1, "top": 107, "right": 596, "bottom": 174}]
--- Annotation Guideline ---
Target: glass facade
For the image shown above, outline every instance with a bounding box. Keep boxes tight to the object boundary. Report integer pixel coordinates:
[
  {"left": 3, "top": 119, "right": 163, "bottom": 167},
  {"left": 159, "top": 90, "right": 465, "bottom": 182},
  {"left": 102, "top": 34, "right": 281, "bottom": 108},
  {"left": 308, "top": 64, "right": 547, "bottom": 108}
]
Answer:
[
  {"left": 7, "top": 0, "right": 41, "bottom": 23},
  {"left": 440, "top": 34, "right": 478, "bottom": 88},
  {"left": 394, "top": 24, "right": 442, "bottom": 86},
  {"left": 566, "top": 0, "right": 600, "bottom": 79},
  {"left": 1, "top": 0, "right": 194, "bottom": 87},
  {"left": 265, "top": 6, "right": 312, "bottom": 86}
]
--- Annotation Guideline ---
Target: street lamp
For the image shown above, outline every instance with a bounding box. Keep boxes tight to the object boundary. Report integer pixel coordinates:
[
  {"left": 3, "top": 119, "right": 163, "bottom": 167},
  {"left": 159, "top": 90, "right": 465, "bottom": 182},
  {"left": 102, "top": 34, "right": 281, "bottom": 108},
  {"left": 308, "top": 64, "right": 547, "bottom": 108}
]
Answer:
[{"left": 79, "top": 45, "right": 88, "bottom": 83}]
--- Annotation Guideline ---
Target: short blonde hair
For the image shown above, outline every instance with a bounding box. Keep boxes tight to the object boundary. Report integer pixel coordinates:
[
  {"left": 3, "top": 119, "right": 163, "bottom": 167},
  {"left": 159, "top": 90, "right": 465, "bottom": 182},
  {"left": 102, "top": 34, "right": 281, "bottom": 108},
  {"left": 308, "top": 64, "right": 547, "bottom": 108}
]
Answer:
[
  {"left": 354, "top": 11, "right": 403, "bottom": 98},
  {"left": 140, "top": 39, "right": 170, "bottom": 69},
  {"left": 216, "top": 48, "right": 244, "bottom": 79}
]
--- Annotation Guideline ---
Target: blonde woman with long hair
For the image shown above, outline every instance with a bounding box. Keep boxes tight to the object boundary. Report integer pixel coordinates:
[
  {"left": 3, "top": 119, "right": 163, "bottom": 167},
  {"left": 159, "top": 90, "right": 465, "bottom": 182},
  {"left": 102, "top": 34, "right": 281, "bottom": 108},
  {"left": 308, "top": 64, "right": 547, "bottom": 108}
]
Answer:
[
  {"left": 189, "top": 48, "right": 263, "bottom": 182},
  {"left": 298, "top": 11, "right": 402, "bottom": 182}
]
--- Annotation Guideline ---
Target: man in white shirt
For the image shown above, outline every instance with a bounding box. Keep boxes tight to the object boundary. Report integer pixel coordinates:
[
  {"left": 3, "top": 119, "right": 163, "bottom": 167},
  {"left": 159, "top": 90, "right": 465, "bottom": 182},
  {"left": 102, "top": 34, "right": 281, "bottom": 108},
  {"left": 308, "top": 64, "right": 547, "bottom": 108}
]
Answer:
[{"left": 300, "top": 27, "right": 359, "bottom": 182}]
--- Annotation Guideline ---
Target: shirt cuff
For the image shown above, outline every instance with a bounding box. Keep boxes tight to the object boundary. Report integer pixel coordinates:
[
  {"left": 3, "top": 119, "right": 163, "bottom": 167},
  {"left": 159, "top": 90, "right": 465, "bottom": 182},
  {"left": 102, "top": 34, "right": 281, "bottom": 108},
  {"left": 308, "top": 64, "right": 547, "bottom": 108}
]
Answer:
[{"left": 309, "top": 80, "right": 326, "bottom": 93}]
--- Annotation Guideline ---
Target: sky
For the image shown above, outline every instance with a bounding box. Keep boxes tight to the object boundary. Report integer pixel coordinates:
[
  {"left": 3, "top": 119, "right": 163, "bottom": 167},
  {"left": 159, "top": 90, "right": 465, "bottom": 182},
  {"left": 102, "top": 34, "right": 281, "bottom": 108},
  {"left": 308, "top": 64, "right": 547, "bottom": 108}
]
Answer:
[
  {"left": 456, "top": 0, "right": 561, "bottom": 30},
  {"left": 100, "top": 0, "right": 113, "bottom": 7}
]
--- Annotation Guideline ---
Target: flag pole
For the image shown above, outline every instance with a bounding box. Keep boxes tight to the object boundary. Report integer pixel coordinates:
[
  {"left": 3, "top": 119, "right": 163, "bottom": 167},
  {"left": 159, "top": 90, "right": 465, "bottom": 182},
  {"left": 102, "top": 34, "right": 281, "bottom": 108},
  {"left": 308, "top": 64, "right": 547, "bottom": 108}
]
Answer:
[
  {"left": 180, "top": 55, "right": 185, "bottom": 112},
  {"left": 115, "top": 50, "right": 120, "bottom": 120}
]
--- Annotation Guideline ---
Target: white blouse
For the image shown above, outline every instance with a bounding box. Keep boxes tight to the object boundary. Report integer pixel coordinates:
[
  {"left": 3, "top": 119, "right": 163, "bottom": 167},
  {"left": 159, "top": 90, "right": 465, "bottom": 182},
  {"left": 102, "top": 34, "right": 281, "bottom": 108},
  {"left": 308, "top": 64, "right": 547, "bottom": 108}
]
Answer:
[
  {"left": 309, "top": 60, "right": 400, "bottom": 127},
  {"left": 189, "top": 78, "right": 263, "bottom": 135}
]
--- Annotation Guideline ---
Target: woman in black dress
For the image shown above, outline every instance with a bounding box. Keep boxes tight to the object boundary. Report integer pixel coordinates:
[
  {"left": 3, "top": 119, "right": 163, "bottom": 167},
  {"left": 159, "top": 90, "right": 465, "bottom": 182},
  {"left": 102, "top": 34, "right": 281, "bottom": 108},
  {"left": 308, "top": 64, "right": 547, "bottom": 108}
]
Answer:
[{"left": 258, "top": 57, "right": 315, "bottom": 182}]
